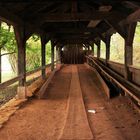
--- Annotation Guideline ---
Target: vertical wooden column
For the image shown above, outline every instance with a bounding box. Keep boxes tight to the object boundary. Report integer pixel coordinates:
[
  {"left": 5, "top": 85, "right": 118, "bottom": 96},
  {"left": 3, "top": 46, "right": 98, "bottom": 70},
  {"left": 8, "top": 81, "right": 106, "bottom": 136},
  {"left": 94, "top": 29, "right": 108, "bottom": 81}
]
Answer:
[
  {"left": 56, "top": 45, "right": 59, "bottom": 61},
  {"left": 0, "top": 21, "right": 2, "bottom": 83},
  {"left": 105, "top": 35, "right": 111, "bottom": 65},
  {"left": 97, "top": 40, "right": 101, "bottom": 58},
  {"left": 51, "top": 41, "right": 55, "bottom": 71},
  {"left": 41, "top": 36, "right": 46, "bottom": 79},
  {"left": 14, "top": 26, "right": 26, "bottom": 86},
  {"left": 58, "top": 47, "right": 61, "bottom": 64},
  {"left": 0, "top": 47, "right": 1, "bottom": 83},
  {"left": 124, "top": 23, "right": 137, "bottom": 81},
  {"left": 92, "top": 43, "right": 94, "bottom": 56}
]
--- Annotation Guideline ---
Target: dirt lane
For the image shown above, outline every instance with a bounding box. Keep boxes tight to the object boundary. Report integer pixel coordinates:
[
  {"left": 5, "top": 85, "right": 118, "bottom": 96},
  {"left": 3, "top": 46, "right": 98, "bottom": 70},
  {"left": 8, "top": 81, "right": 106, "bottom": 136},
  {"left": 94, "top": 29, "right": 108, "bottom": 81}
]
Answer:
[
  {"left": 78, "top": 64, "right": 140, "bottom": 140},
  {"left": 0, "top": 64, "right": 140, "bottom": 140},
  {"left": 60, "top": 65, "right": 93, "bottom": 140},
  {"left": 0, "top": 65, "right": 72, "bottom": 140}
]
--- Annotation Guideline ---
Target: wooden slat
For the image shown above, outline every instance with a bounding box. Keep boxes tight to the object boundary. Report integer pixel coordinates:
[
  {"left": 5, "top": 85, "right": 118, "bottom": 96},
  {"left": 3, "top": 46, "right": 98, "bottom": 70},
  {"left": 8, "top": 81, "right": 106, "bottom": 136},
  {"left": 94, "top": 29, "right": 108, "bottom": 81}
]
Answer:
[{"left": 0, "top": 61, "right": 59, "bottom": 90}]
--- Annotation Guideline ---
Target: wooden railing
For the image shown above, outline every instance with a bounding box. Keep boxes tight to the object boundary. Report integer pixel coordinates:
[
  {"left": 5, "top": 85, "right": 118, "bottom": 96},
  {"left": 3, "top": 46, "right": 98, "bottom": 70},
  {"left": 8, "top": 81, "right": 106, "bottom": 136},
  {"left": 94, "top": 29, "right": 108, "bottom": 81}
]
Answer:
[
  {"left": 97, "top": 57, "right": 140, "bottom": 86},
  {"left": 0, "top": 60, "right": 59, "bottom": 90},
  {"left": 86, "top": 55, "right": 140, "bottom": 104}
]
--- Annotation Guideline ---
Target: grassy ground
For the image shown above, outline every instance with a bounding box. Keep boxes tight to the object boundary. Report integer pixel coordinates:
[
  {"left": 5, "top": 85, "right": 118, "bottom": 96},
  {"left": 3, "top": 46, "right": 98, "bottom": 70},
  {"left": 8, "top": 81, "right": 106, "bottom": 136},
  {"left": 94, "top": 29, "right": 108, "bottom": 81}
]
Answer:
[
  {"left": 2, "top": 71, "right": 16, "bottom": 82},
  {"left": 0, "top": 71, "right": 42, "bottom": 106}
]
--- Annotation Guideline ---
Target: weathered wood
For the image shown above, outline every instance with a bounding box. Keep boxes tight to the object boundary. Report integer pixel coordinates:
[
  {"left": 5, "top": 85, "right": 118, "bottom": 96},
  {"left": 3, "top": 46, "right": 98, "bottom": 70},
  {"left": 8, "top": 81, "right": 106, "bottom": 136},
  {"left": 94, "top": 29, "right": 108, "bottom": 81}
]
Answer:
[
  {"left": 31, "top": 11, "right": 117, "bottom": 23},
  {"left": 38, "top": 65, "right": 62, "bottom": 99},
  {"left": 0, "top": 63, "right": 54, "bottom": 90},
  {"left": 14, "top": 25, "right": 27, "bottom": 86},
  {"left": 127, "top": 8, "right": 140, "bottom": 23},
  {"left": 41, "top": 36, "right": 46, "bottom": 79},
  {"left": 105, "top": 34, "right": 111, "bottom": 65},
  {"left": 124, "top": 23, "right": 137, "bottom": 81},
  {"left": 51, "top": 41, "right": 55, "bottom": 71},
  {"left": 86, "top": 56, "right": 140, "bottom": 104},
  {"left": 0, "top": 48, "right": 1, "bottom": 83},
  {"left": 85, "top": 63, "right": 110, "bottom": 98},
  {"left": 56, "top": 46, "right": 58, "bottom": 60},
  {"left": 0, "top": 21, "right": 2, "bottom": 83},
  {"left": 105, "top": 19, "right": 127, "bottom": 39},
  {"left": 96, "top": 40, "right": 101, "bottom": 58}
]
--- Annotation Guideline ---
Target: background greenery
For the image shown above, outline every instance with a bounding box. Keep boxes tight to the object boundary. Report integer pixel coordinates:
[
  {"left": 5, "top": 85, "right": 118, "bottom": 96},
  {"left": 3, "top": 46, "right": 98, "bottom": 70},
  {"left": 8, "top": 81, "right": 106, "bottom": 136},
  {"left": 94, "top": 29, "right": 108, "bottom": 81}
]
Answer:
[
  {"left": 0, "top": 22, "right": 52, "bottom": 82},
  {"left": 94, "top": 22, "right": 140, "bottom": 67},
  {"left": 0, "top": 21, "right": 140, "bottom": 82}
]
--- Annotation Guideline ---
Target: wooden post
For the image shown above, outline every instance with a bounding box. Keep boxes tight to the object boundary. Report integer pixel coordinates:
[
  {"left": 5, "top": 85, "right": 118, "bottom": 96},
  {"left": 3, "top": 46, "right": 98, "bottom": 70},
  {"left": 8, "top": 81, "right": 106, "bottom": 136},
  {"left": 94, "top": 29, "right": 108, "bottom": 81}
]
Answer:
[
  {"left": 0, "top": 21, "right": 2, "bottom": 83},
  {"left": 92, "top": 43, "right": 94, "bottom": 56},
  {"left": 97, "top": 40, "right": 101, "bottom": 58},
  {"left": 41, "top": 36, "right": 46, "bottom": 79},
  {"left": 0, "top": 47, "right": 1, "bottom": 83},
  {"left": 51, "top": 41, "right": 55, "bottom": 71},
  {"left": 14, "top": 25, "right": 29, "bottom": 99},
  {"left": 58, "top": 47, "right": 61, "bottom": 64},
  {"left": 56, "top": 45, "right": 59, "bottom": 61},
  {"left": 105, "top": 35, "right": 111, "bottom": 65},
  {"left": 124, "top": 23, "right": 137, "bottom": 81},
  {"left": 14, "top": 26, "right": 26, "bottom": 86}
]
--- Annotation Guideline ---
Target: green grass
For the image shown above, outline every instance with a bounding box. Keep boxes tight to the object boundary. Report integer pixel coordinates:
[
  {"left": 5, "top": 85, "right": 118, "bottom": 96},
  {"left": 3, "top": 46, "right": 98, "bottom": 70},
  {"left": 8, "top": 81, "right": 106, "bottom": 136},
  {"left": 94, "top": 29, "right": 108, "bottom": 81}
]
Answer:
[{"left": 2, "top": 71, "right": 16, "bottom": 82}]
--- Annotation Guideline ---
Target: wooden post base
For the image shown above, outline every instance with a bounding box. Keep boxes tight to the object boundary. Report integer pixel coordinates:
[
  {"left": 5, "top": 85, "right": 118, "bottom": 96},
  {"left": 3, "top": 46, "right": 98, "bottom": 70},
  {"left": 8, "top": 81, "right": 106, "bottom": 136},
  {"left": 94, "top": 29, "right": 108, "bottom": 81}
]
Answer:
[{"left": 16, "top": 86, "right": 27, "bottom": 99}]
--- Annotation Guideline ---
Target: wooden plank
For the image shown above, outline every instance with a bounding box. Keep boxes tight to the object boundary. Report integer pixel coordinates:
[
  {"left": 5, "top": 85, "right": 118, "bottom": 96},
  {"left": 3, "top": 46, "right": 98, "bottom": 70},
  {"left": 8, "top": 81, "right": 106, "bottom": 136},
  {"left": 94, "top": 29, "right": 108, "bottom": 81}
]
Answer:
[
  {"left": 38, "top": 64, "right": 63, "bottom": 99},
  {"left": 0, "top": 76, "right": 22, "bottom": 90},
  {"left": 86, "top": 56, "right": 140, "bottom": 104},
  {"left": 31, "top": 11, "right": 117, "bottom": 23},
  {"left": 60, "top": 65, "right": 93, "bottom": 140},
  {"left": 85, "top": 63, "right": 110, "bottom": 98},
  {"left": 0, "top": 62, "right": 58, "bottom": 90}
]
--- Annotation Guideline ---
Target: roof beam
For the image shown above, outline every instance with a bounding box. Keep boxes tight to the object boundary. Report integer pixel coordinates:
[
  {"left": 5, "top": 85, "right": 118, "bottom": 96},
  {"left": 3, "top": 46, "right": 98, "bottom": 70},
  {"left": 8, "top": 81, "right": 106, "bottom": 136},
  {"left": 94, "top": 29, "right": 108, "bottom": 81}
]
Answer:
[
  {"left": 105, "top": 19, "right": 127, "bottom": 39},
  {"left": 127, "top": 8, "right": 140, "bottom": 23},
  {"left": 30, "top": 11, "right": 121, "bottom": 24}
]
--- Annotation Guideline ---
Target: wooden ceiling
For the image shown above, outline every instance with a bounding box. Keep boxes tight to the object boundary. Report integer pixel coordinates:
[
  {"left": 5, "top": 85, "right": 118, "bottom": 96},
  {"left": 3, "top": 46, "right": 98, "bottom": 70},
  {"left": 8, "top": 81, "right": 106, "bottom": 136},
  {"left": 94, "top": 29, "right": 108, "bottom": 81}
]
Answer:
[{"left": 0, "top": 0, "right": 140, "bottom": 44}]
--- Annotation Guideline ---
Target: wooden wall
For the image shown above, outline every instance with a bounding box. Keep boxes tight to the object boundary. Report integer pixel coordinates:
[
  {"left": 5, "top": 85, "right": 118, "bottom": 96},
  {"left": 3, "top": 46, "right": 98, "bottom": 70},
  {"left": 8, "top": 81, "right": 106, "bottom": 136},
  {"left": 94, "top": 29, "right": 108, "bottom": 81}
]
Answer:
[{"left": 61, "top": 44, "right": 86, "bottom": 64}]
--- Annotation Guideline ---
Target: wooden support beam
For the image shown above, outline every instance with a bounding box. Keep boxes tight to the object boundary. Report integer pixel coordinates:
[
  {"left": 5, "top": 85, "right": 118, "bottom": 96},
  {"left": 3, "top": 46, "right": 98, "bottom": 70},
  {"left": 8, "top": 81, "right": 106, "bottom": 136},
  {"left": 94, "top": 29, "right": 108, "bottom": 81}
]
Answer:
[
  {"left": 71, "top": 0, "right": 77, "bottom": 18},
  {"left": 124, "top": 23, "right": 137, "bottom": 81},
  {"left": 105, "top": 19, "right": 127, "bottom": 39},
  {"left": 56, "top": 45, "right": 62, "bottom": 64},
  {"left": 51, "top": 41, "right": 55, "bottom": 71},
  {"left": 31, "top": 11, "right": 117, "bottom": 24},
  {"left": 0, "top": 47, "right": 1, "bottom": 83},
  {"left": 92, "top": 43, "right": 94, "bottom": 56},
  {"left": 105, "top": 34, "right": 111, "bottom": 65},
  {"left": 14, "top": 25, "right": 27, "bottom": 86},
  {"left": 127, "top": 8, "right": 140, "bottom": 23},
  {"left": 41, "top": 36, "right": 47, "bottom": 79},
  {"left": 0, "top": 21, "right": 2, "bottom": 83},
  {"left": 96, "top": 40, "right": 101, "bottom": 58}
]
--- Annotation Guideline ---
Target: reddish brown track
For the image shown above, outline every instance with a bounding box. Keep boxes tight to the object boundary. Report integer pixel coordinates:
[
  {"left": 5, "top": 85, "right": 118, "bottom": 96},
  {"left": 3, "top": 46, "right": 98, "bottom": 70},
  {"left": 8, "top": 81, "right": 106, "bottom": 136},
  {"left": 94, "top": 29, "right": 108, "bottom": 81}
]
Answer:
[{"left": 0, "top": 64, "right": 140, "bottom": 140}]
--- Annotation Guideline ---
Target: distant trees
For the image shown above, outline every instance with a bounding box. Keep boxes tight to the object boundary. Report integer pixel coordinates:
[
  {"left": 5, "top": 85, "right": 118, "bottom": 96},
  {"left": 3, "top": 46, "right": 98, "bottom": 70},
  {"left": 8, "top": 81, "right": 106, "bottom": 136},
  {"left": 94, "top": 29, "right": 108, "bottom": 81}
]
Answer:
[
  {"left": 0, "top": 22, "right": 51, "bottom": 75},
  {"left": 99, "top": 22, "right": 140, "bottom": 67},
  {"left": 133, "top": 22, "right": 140, "bottom": 67}
]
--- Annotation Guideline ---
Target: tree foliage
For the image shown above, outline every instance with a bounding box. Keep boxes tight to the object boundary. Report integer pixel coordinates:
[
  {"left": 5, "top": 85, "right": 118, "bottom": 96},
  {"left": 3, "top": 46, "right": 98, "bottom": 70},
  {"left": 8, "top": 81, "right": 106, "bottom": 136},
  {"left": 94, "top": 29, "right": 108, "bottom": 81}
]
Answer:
[{"left": 0, "top": 22, "right": 52, "bottom": 74}]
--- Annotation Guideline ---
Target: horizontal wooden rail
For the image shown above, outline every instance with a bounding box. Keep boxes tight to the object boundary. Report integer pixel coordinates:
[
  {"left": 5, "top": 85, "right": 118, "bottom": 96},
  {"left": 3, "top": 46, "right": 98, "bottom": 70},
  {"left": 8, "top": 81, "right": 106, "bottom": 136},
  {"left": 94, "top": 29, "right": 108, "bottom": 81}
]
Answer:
[
  {"left": 86, "top": 56, "right": 140, "bottom": 104},
  {"left": 0, "top": 60, "right": 59, "bottom": 90},
  {"left": 26, "top": 63, "right": 51, "bottom": 76}
]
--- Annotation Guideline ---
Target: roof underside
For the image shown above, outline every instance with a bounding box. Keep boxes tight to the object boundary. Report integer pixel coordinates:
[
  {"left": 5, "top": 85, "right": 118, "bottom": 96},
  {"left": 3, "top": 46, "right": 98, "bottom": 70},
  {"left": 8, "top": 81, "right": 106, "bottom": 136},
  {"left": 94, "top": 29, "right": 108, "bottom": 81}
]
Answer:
[{"left": 0, "top": 0, "right": 140, "bottom": 44}]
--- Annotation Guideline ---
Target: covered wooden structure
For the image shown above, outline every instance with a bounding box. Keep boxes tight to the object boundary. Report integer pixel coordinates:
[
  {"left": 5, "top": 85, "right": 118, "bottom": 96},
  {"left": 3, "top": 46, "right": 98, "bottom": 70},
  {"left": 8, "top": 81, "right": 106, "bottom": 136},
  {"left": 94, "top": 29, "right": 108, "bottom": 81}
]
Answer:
[{"left": 0, "top": 1, "right": 140, "bottom": 97}]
